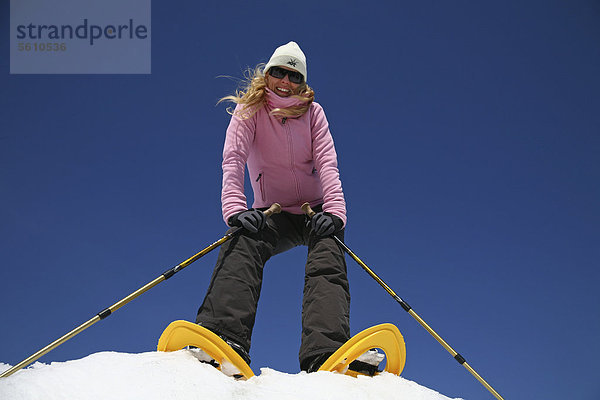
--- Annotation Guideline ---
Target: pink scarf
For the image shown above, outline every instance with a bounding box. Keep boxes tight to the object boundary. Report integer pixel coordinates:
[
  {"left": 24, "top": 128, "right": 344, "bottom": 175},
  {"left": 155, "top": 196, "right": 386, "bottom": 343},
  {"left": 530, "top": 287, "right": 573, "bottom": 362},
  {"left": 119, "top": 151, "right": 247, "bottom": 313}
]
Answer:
[{"left": 265, "top": 88, "right": 307, "bottom": 112}]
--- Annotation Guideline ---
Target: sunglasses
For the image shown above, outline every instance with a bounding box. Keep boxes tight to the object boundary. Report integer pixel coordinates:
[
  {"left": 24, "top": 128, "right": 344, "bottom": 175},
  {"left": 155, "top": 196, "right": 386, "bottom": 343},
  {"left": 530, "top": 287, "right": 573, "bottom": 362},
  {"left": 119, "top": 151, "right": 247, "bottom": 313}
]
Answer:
[{"left": 268, "top": 66, "right": 304, "bottom": 84}]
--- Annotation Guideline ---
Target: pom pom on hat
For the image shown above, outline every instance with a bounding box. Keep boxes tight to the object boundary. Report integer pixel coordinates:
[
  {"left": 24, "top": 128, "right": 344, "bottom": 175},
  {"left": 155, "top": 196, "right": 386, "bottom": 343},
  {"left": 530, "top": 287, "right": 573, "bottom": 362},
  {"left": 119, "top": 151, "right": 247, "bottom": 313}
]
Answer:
[{"left": 264, "top": 41, "right": 307, "bottom": 82}]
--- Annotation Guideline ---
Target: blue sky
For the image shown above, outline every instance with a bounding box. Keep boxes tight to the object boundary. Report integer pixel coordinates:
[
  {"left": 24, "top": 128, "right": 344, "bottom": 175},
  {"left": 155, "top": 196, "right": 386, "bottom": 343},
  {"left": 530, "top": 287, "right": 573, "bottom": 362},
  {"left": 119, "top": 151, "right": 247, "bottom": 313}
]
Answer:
[{"left": 1, "top": 1, "right": 599, "bottom": 399}]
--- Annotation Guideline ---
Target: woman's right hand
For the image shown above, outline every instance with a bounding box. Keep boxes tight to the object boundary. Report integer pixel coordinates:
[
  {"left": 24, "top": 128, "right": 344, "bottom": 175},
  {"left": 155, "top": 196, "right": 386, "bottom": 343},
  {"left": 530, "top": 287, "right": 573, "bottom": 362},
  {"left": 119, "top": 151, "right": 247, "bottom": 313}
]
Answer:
[{"left": 228, "top": 209, "right": 266, "bottom": 233}]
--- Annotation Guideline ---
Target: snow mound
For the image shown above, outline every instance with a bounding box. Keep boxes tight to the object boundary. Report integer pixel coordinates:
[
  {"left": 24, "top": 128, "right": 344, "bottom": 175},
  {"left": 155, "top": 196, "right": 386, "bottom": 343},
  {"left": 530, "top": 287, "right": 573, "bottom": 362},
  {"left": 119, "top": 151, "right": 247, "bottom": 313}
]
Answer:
[{"left": 0, "top": 350, "right": 462, "bottom": 400}]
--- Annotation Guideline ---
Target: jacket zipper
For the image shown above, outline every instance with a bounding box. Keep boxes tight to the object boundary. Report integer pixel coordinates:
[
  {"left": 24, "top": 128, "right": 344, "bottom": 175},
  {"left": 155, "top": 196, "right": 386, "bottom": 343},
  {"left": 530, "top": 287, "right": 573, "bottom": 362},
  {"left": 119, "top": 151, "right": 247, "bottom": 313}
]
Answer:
[{"left": 282, "top": 117, "right": 302, "bottom": 202}]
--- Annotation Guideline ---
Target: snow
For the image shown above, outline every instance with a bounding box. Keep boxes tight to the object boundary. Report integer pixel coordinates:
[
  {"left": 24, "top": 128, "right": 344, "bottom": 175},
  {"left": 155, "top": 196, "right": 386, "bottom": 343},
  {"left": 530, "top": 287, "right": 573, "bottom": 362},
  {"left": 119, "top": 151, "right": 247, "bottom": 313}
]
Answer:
[{"left": 0, "top": 350, "right": 462, "bottom": 400}]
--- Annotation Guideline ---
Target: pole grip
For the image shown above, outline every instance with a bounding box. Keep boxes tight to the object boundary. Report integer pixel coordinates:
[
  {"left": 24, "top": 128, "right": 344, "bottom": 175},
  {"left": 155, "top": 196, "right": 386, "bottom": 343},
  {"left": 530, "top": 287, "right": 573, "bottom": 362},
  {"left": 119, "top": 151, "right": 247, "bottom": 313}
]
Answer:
[
  {"left": 301, "top": 202, "right": 316, "bottom": 218},
  {"left": 264, "top": 203, "right": 282, "bottom": 217}
]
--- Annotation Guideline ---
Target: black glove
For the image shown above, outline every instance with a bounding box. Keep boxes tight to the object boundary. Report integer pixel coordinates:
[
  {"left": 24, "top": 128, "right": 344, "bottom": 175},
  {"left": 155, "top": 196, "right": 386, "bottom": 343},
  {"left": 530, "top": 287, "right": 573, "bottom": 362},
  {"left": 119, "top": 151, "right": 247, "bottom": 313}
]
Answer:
[
  {"left": 229, "top": 209, "right": 266, "bottom": 233},
  {"left": 310, "top": 212, "right": 343, "bottom": 237}
]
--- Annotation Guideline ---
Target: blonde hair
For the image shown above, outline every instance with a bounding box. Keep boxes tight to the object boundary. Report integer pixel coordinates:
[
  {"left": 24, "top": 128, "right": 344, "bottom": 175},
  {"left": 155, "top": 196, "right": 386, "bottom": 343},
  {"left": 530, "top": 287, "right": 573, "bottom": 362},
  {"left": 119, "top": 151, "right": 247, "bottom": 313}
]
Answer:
[{"left": 218, "top": 64, "right": 315, "bottom": 119}]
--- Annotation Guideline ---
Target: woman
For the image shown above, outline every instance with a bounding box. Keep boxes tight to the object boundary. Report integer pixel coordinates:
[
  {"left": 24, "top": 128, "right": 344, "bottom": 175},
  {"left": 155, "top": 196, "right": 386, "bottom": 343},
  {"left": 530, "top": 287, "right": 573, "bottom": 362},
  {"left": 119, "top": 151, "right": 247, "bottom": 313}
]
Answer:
[{"left": 196, "top": 41, "right": 349, "bottom": 372}]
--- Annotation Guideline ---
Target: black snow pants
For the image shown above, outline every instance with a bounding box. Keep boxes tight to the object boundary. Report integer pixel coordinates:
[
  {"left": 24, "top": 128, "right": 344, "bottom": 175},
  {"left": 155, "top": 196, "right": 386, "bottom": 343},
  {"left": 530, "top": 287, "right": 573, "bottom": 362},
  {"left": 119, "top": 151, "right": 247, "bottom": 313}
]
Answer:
[{"left": 196, "top": 206, "right": 350, "bottom": 368}]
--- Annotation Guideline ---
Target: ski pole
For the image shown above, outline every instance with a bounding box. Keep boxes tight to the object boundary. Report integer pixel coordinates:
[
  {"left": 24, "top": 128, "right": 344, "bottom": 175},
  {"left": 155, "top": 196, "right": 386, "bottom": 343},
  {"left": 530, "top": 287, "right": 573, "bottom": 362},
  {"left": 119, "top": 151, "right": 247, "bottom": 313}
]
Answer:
[
  {"left": 0, "top": 203, "right": 282, "bottom": 379},
  {"left": 301, "top": 203, "right": 504, "bottom": 400}
]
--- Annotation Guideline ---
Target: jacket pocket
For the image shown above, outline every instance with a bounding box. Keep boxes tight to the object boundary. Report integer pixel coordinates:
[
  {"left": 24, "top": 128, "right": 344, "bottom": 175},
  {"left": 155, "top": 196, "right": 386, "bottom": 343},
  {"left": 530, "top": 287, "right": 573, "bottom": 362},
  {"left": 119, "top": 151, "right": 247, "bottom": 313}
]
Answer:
[{"left": 256, "top": 172, "right": 266, "bottom": 202}]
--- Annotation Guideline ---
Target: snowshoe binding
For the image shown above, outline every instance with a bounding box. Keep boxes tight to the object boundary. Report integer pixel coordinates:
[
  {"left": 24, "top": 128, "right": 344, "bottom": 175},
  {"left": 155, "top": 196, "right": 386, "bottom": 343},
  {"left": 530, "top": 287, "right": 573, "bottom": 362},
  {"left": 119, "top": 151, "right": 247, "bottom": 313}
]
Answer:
[
  {"left": 318, "top": 323, "right": 406, "bottom": 377},
  {"left": 157, "top": 320, "right": 255, "bottom": 380}
]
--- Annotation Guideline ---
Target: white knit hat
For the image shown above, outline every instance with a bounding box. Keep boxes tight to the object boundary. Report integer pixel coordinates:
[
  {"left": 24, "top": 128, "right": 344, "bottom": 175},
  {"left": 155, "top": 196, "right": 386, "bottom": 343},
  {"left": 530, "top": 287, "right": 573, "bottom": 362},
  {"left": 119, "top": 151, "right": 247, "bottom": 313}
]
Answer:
[{"left": 264, "top": 41, "right": 307, "bottom": 82}]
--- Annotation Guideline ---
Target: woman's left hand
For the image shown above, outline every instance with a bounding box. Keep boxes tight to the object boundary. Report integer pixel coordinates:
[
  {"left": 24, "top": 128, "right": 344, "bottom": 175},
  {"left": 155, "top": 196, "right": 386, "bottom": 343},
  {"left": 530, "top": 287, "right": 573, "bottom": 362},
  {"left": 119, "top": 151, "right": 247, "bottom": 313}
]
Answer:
[{"left": 310, "top": 212, "right": 344, "bottom": 237}]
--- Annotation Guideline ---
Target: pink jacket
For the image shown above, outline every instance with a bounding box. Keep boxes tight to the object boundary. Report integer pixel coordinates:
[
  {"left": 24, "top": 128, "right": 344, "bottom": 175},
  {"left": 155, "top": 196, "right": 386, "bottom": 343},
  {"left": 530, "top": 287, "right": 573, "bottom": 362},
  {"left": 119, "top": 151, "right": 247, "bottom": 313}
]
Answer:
[{"left": 221, "top": 89, "right": 347, "bottom": 226}]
